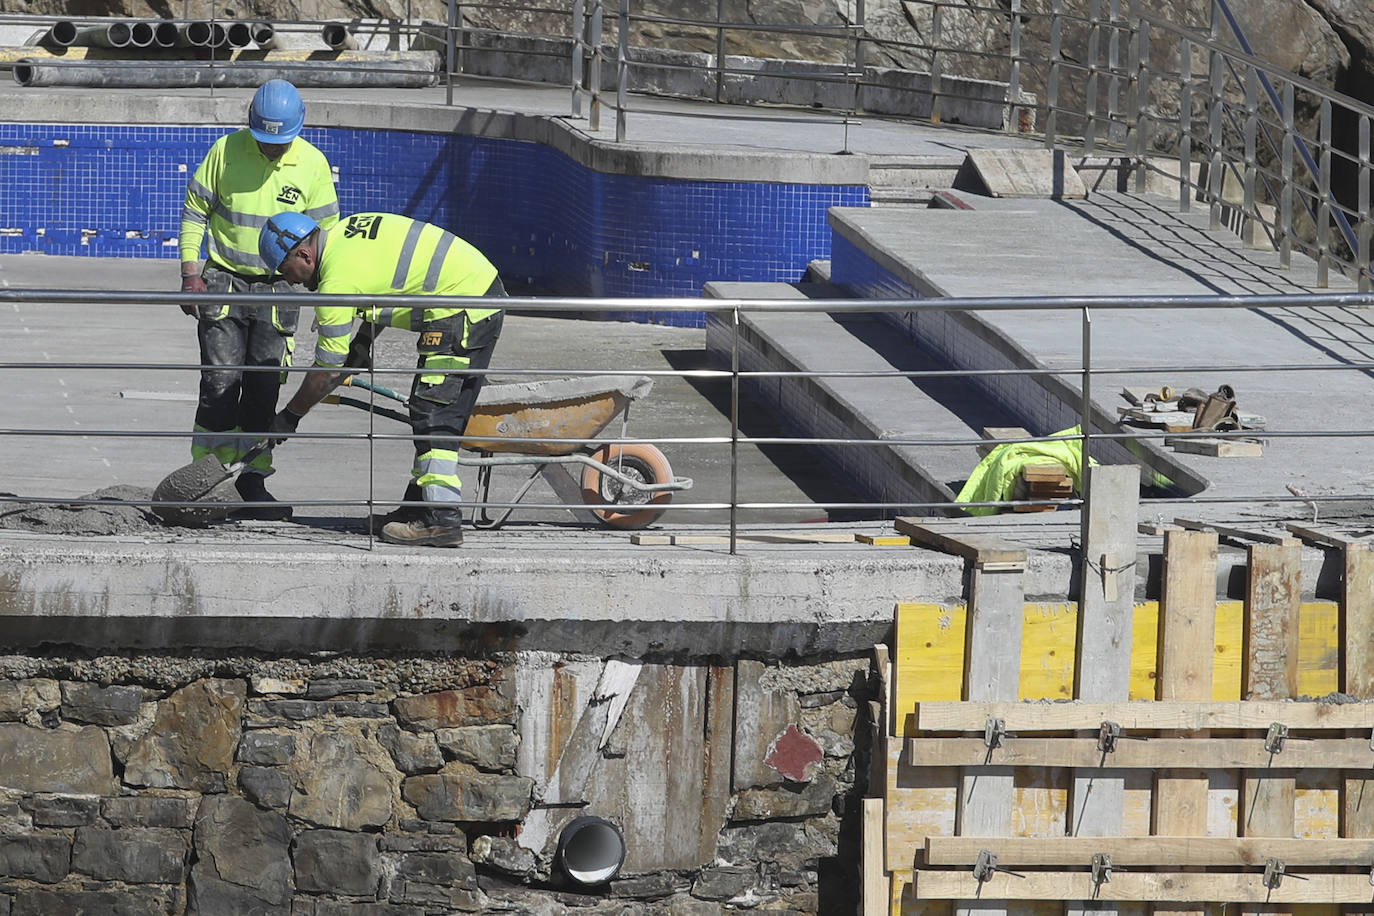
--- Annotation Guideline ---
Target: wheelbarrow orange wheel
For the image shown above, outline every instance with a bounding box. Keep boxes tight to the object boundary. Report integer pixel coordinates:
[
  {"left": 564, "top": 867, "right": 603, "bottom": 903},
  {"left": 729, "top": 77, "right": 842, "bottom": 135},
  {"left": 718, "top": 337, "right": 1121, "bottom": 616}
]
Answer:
[{"left": 580, "top": 443, "right": 674, "bottom": 530}]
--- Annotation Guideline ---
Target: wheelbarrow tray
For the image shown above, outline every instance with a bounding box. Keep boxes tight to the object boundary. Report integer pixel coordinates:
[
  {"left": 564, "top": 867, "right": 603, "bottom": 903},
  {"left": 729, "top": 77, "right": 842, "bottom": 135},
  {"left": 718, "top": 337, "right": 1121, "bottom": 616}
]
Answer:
[{"left": 463, "top": 374, "right": 654, "bottom": 456}]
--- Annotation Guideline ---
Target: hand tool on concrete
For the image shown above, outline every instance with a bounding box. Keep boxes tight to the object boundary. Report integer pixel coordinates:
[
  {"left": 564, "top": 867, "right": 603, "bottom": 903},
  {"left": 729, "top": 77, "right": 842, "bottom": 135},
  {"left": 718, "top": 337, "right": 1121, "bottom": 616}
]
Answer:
[
  {"left": 151, "top": 439, "right": 272, "bottom": 526},
  {"left": 342, "top": 374, "right": 409, "bottom": 405}
]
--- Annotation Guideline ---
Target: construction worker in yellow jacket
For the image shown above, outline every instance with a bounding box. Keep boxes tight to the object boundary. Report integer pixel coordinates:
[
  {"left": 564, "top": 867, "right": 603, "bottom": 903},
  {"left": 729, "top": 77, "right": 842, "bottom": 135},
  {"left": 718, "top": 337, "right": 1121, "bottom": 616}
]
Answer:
[
  {"left": 179, "top": 79, "right": 339, "bottom": 520},
  {"left": 258, "top": 211, "right": 506, "bottom": 547}
]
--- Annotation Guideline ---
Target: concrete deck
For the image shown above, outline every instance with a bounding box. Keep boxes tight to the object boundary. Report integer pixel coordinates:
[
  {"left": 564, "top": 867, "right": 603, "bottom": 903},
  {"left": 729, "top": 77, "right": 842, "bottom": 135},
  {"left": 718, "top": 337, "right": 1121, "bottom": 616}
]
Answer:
[{"left": 1, "top": 76, "right": 1369, "bottom": 654}]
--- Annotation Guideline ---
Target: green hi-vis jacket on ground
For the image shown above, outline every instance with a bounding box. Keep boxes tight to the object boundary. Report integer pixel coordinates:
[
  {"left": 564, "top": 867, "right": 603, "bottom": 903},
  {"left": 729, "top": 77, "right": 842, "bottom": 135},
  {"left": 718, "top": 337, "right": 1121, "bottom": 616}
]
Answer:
[
  {"left": 954, "top": 425, "right": 1093, "bottom": 515},
  {"left": 180, "top": 129, "right": 339, "bottom": 276},
  {"left": 311, "top": 212, "right": 501, "bottom": 369}
]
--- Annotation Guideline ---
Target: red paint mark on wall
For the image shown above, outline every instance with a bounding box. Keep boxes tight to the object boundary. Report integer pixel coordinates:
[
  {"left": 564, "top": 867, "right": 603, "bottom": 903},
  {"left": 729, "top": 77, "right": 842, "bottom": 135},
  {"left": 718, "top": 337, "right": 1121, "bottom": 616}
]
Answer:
[{"left": 764, "top": 724, "right": 822, "bottom": 783}]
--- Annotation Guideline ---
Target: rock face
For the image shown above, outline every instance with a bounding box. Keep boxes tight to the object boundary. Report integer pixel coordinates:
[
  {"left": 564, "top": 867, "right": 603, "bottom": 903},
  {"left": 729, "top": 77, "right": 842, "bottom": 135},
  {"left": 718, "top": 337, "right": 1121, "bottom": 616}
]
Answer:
[
  {"left": 0, "top": 0, "right": 1369, "bottom": 109},
  {"left": 0, "top": 656, "right": 871, "bottom": 912}
]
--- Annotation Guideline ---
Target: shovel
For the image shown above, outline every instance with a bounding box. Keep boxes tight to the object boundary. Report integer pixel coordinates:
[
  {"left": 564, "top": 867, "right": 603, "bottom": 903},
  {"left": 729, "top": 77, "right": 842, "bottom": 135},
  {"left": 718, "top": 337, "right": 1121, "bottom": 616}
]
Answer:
[{"left": 151, "top": 439, "right": 272, "bottom": 527}]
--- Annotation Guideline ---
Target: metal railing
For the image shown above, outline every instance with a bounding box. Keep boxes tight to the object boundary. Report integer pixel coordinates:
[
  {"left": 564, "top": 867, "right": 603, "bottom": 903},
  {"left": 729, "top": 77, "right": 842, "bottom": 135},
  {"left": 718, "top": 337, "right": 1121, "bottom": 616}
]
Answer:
[{"left": 3, "top": 288, "right": 1373, "bottom": 554}]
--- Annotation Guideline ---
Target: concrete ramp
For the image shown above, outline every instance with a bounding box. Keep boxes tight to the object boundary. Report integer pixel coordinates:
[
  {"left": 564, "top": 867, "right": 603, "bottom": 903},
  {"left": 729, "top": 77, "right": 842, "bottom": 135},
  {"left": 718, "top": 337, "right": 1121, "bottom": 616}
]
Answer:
[{"left": 963, "top": 148, "right": 1086, "bottom": 199}]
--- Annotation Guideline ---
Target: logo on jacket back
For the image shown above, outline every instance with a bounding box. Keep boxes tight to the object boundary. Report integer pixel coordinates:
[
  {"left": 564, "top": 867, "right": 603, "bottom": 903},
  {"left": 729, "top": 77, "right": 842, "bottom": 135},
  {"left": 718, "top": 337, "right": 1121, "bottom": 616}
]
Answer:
[{"left": 276, "top": 186, "right": 302, "bottom": 206}]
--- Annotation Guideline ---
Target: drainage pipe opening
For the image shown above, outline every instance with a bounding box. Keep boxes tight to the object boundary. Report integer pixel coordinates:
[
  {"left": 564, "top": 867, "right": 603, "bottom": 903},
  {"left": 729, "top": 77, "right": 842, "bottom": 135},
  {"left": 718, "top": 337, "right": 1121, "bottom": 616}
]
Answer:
[{"left": 555, "top": 816, "right": 625, "bottom": 887}]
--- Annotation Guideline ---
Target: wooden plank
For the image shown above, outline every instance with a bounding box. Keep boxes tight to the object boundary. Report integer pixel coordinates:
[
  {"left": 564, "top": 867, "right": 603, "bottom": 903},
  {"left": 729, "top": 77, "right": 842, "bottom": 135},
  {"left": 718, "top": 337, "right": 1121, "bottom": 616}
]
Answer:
[
  {"left": 894, "top": 519, "right": 1027, "bottom": 568},
  {"left": 915, "top": 700, "right": 1374, "bottom": 732},
  {"left": 1239, "top": 542, "right": 1301, "bottom": 916},
  {"left": 903, "top": 735, "right": 1374, "bottom": 769},
  {"left": 924, "top": 836, "right": 1374, "bottom": 866},
  {"left": 1343, "top": 544, "right": 1374, "bottom": 844},
  {"left": 1243, "top": 543, "right": 1302, "bottom": 700},
  {"left": 894, "top": 601, "right": 1343, "bottom": 733},
  {"left": 1164, "top": 436, "right": 1263, "bottom": 457},
  {"left": 910, "top": 870, "right": 1374, "bottom": 903},
  {"left": 1069, "top": 465, "right": 1138, "bottom": 916},
  {"left": 956, "top": 562, "right": 1024, "bottom": 916},
  {"left": 1173, "top": 518, "right": 1299, "bottom": 547},
  {"left": 864, "top": 797, "right": 888, "bottom": 916},
  {"left": 1154, "top": 528, "right": 1216, "bottom": 916},
  {"left": 1286, "top": 523, "right": 1369, "bottom": 549},
  {"left": 631, "top": 532, "right": 860, "bottom": 545},
  {"left": 859, "top": 534, "right": 913, "bottom": 546},
  {"left": 1157, "top": 529, "right": 1218, "bottom": 704},
  {"left": 978, "top": 427, "right": 1031, "bottom": 457}
]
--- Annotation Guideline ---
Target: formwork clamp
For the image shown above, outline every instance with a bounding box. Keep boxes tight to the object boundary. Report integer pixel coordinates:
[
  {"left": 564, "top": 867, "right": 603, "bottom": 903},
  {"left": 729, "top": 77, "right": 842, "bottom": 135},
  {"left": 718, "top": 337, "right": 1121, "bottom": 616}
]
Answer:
[
  {"left": 1264, "top": 722, "right": 1288, "bottom": 755},
  {"left": 983, "top": 717, "right": 1006, "bottom": 750},
  {"left": 1091, "top": 853, "right": 1113, "bottom": 886},
  {"left": 1097, "top": 720, "right": 1121, "bottom": 754}
]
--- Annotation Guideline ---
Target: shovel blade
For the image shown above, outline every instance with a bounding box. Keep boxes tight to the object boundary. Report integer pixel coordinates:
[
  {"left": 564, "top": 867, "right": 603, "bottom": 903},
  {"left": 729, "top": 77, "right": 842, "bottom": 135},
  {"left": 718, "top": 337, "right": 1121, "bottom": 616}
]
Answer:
[{"left": 151, "top": 455, "right": 239, "bottom": 526}]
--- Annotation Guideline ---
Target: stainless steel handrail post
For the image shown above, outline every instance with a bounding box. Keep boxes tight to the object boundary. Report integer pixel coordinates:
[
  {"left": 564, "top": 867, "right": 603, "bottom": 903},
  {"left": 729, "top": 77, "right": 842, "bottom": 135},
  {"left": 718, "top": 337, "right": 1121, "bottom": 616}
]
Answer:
[
  {"left": 931, "top": 1, "right": 944, "bottom": 124},
  {"left": 1318, "top": 99, "right": 1332, "bottom": 287},
  {"left": 730, "top": 306, "right": 740, "bottom": 555},
  {"left": 1131, "top": 9, "right": 1150, "bottom": 194},
  {"left": 1084, "top": 0, "right": 1102, "bottom": 157},
  {"left": 571, "top": 0, "right": 585, "bottom": 118},
  {"left": 1107, "top": 0, "right": 1123, "bottom": 145},
  {"left": 1124, "top": 0, "right": 1142, "bottom": 183},
  {"left": 715, "top": 0, "right": 725, "bottom": 104},
  {"left": 1242, "top": 66, "right": 1258, "bottom": 248},
  {"left": 589, "top": 0, "right": 603, "bottom": 133},
  {"left": 853, "top": 0, "right": 865, "bottom": 116},
  {"left": 1045, "top": 0, "right": 1063, "bottom": 149},
  {"left": 1279, "top": 81, "right": 1294, "bottom": 268},
  {"left": 1081, "top": 307, "right": 1092, "bottom": 469},
  {"left": 1360, "top": 115, "right": 1371, "bottom": 292},
  {"left": 445, "top": 0, "right": 456, "bottom": 106},
  {"left": 1207, "top": 27, "right": 1223, "bottom": 231},
  {"left": 616, "top": 0, "right": 628, "bottom": 142},
  {"left": 1178, "top": 34, "right": 1191, "bottom": 212},
  {"left": 1007, "top": 0, "right": 1023, "bottom": 133}
]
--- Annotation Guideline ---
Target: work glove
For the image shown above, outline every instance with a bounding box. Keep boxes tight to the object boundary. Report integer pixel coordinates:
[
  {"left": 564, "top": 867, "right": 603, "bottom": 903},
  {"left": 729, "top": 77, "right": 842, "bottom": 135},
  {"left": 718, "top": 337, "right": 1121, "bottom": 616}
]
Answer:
[
  {"left": 267, "top": 407, "right": 304, "bottom": 447},
  {"left": 344, "top": 322, "right": 380, "bottom": 370},
  {"left": 180, "top": 274, "right": 206, "bottom": 314}
]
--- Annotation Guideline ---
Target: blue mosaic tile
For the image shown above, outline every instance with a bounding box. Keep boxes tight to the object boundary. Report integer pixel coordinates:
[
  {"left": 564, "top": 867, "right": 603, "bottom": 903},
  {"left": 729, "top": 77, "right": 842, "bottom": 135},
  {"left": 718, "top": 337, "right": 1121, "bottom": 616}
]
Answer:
[{"left": 0, "top": 122, "right": 868, "bottom": 323}]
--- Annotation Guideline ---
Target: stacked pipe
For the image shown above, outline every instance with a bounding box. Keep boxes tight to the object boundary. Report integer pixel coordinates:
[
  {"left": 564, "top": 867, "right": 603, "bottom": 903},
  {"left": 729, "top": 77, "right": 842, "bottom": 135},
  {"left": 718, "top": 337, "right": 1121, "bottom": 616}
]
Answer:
[
  {"left": 15, "top": 18, "right": 442, "bottom": 89},
  {"left": 41, "top": 19, "right": 275, "bottom": 51}
]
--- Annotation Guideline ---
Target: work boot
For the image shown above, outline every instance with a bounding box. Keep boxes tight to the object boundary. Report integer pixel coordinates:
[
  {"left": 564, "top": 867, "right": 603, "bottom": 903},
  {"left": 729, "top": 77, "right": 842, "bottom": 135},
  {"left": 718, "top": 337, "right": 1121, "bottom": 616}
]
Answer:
[
  {"left": 366, "top": 505, "right": 421, "bottom": 536},
  {"left": 232, "top": 473, "right": 293, "bottom": 522},
  {"left": 379, "top": 518, "right": 464, "bottom": 548}
]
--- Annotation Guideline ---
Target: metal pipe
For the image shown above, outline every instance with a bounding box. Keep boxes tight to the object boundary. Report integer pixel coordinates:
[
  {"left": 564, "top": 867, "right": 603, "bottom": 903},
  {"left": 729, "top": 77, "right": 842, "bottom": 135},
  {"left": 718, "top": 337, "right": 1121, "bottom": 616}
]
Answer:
[
  {"left": 150, "top": 21, "right": 179, "bottom": 49},
  {"left": 249, "top": 21, "right": 275, "bottom": 47},
  {"left": 44, "top": 20, "right": 77, "bottom": 47},
  {"left": 128, "top": 21, "right": 155, "bottom": 48},
  {"left": 555, "top": 817, "right": 625, "bottom": 887},
  {"left": 225, "top": 22, "right": 253, "bottom": 48},
  {"left": 70, "top": 23, "right": 133, "bottom": 49},
  {"left": 322, "top": 23, "right": 359, "bottom": 50},
  {"left": 12, "top": 59, "right": 440, "bottom": 89},
  {"left": 177, "top": 21, "right": 212, "bottom": 48}
]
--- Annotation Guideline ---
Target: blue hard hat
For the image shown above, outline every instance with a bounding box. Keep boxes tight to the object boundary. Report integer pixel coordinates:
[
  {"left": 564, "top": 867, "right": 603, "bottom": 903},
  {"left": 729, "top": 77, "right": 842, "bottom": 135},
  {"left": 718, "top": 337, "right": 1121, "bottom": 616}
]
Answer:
[
  {"left": 259, "top": 211, "right": 318, "bottom": 274},
  {"left": 248, "top": 79, "right": 304, "bottom": 143}
]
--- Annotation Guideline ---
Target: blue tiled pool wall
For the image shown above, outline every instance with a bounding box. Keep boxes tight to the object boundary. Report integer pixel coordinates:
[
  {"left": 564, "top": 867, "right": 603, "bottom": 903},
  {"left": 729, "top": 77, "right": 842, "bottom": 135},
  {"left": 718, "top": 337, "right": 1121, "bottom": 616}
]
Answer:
[{"left": 0, "top": 123, "right": 868, "bottom": 327}]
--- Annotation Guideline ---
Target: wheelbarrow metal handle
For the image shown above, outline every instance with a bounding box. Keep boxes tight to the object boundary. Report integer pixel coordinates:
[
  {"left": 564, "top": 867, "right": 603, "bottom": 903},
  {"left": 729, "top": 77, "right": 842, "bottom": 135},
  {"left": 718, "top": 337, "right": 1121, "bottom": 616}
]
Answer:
[{"left": 343, "top": 375, "right": 409, "bottom": 405}]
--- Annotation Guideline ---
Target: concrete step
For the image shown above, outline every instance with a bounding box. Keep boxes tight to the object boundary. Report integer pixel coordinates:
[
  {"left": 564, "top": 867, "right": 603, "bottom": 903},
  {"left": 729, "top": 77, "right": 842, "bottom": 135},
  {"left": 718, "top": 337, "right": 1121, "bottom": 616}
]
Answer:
[{"left": 702, "top": 280, "right": 1027, "bottom": 516}]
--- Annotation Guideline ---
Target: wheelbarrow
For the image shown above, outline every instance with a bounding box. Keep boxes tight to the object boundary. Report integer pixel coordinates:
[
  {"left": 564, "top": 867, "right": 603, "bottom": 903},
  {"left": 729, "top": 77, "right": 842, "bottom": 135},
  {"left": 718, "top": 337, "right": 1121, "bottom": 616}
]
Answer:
[{"left": 328, "top": 373, "right": 693, "bottom": 530}]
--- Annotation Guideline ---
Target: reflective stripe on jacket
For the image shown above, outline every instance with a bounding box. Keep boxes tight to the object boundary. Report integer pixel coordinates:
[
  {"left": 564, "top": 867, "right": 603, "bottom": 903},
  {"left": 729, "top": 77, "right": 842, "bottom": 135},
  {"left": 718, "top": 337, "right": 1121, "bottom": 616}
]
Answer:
[
  {"left": 312, "top": 212, "right": 501, "bottom": 367},
  {"left": 179, "top": 129, "right": 339, "bottom": 275}
]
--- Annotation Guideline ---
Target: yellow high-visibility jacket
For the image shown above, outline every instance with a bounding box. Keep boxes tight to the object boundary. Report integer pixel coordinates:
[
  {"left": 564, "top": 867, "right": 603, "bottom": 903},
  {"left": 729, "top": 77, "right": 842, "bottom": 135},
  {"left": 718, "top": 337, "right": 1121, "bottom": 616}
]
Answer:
[
  {"left": 311, "top": 212, "right": 501, "bottom": 369},
  {"left": 180, "top": 129, "right": 339, "bottom": 276}
]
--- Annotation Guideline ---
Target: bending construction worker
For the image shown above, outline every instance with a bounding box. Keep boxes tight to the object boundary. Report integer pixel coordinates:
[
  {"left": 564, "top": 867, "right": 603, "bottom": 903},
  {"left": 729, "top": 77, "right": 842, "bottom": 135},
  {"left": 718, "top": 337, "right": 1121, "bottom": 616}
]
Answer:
[
  {"left": 258, "top": 211, "right": 506, "bottom": 547},
  {"left": 179, "top": 78, "right": 340, "bottom": 520}
]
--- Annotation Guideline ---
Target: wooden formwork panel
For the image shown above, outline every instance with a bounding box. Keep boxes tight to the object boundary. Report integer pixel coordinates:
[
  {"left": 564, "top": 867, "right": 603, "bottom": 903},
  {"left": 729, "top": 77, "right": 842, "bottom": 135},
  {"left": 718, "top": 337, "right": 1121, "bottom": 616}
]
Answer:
[{"left": 873, "top": 527, "right": 1374, "bottom": 914}]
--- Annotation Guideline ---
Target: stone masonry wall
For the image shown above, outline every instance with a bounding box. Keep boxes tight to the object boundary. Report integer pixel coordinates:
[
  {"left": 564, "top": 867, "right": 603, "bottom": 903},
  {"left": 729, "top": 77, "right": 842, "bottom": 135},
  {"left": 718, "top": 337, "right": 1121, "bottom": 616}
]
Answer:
[{"left": 0, "top": 651, "right": 873, "bottom": 914}]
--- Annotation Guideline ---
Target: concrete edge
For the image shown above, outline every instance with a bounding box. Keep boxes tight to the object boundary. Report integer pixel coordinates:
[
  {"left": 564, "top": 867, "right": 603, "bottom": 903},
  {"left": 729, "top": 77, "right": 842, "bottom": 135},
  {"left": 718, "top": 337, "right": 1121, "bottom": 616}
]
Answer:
[{"left": 0, "top": 88, "right": 874, "bottom": 185}]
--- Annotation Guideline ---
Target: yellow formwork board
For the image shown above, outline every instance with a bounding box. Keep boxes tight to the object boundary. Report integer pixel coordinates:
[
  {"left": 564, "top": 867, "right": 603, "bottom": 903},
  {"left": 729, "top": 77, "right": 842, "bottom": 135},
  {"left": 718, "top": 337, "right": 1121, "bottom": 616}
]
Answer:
[{"left": 894, "top": 601, "right": 1340, "bottom": 736}]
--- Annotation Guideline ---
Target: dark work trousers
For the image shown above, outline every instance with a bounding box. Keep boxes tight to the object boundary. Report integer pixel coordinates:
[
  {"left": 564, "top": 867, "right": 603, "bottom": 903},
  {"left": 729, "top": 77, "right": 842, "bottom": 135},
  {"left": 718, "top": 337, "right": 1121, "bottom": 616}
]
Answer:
[
  {"left": 401, "top": 278, "right": 507, "bottom": 525},
  {"left": 193, "top": 266, "right": 298, "bottom": 470}
]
